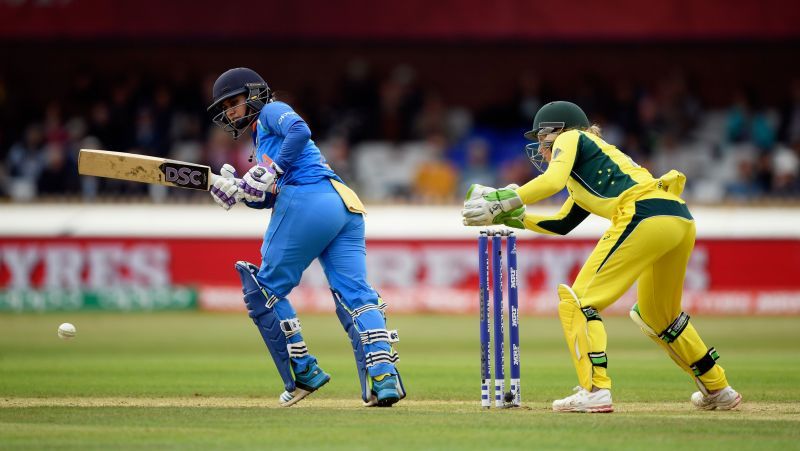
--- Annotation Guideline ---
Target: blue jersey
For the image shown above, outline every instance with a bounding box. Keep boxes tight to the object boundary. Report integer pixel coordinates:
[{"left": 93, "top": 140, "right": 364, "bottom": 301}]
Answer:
[
  {"left": 252, "top": 101, "right": 339, "bottom": 188},
  {"left": 244, "top": 103, "right": 398, "bottom": 388}
]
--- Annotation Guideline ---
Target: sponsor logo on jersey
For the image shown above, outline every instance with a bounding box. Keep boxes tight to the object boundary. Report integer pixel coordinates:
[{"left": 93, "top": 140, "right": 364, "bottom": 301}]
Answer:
[{"left": 277, "top": 111, "right": 298, "bottom": 125}]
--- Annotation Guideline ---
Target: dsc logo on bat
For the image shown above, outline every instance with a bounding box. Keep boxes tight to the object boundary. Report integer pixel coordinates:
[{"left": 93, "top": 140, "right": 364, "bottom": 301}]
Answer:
[{"left": 161, "top": 163, "right": 208, "bottom": 190}]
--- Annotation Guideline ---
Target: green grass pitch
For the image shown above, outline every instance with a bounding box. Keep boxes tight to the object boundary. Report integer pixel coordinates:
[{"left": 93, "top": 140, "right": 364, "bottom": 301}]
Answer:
[{"left": 1, "top": 312, "right": 799, "bottom": 450}]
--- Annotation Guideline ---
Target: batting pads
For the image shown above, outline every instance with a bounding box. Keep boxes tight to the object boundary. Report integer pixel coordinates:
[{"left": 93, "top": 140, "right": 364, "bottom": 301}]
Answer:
[
  {"left": 331, "top": 290, "right": 406, "bottom": 406},
  {"left": 557, "top": 284, "right": 610, "bottom": 391},
  {"left": 629, "top": 303, "right": 721, "bottom": 395},
  {"left": 236, "top": 261, "right": 296, "bottom": 393}
]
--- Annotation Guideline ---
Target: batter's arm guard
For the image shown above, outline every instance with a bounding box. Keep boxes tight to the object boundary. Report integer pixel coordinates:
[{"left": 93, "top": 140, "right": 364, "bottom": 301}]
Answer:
[
  {"left": 235, "top": 261, "right": 295, "bottom": 393},
  {"left": 523, "top": 197, "right": 589, "bottom": 235}
]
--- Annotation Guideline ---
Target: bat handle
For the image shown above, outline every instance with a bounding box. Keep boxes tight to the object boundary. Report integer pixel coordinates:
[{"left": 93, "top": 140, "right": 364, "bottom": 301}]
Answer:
[{"left": 209, "top": 173, "right": 221, "bottom": 187}]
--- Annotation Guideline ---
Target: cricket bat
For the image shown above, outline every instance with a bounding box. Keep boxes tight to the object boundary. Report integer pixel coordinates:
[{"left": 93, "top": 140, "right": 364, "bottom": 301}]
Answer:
[{"left": 78, "top": 149, "right": 221, "bottom": 190}]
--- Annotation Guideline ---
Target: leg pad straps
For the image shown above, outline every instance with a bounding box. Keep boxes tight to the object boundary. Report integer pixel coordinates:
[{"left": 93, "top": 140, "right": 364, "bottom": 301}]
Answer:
[
  {"left": 331, "top": 289, "right": 405, "bottom": 404},
  {"left": 365, "top": 350, "right": 400, "bottom": 367},
  {"left": 691, "top": 347, "right": 719, "bottom": 376},
  {"left": 588, "top": 351, "right": 608, "bottom": 368},
  {"left": 581, "top": 306, "right": 602, "bottom": 321},
  {"left": 581, "top": 306, "right": 607, "bottom": 368},
  {"left": 280, "top": 318, "right": 302, "bottom": 338},
  {"left": 660, "top": 311, "right": 690, "bottom": 343},
  {"left": 351, "top": 303, "right": 387, "bottom": 318},
  {"left": 287, "top": 341, "right": 308, "bottom": 358},
  {"left": 361, "top": 329, "right": 399, "bottom": 345}
]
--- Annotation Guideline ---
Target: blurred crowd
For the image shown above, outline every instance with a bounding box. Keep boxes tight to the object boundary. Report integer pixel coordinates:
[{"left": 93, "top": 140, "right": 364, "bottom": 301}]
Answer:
[{"left": 2, "top": 62, "right": 800, "bottom": 205}]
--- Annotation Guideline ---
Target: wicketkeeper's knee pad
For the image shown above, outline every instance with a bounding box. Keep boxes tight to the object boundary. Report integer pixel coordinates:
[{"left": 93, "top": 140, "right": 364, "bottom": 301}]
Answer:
[
  {"left": 331, "top": 289, "right": 406, "bottom": 404},
  {"left": 236, "top": 261, "right": 296, "bottom": 393},
  {"left": 557, "top": 284, "right": 610, "bottom": 391}
]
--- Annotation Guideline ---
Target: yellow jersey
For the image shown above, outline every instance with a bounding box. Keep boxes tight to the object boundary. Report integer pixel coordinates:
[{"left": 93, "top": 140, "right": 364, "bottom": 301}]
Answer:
[{"left": 516, "top": 130, "right": 686, "bottom": 235}]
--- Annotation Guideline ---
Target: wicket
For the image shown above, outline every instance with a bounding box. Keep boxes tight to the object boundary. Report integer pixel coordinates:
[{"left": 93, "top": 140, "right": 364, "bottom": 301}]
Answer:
[{"left": 479, "top": 229, "right": 521, "bottom": 409}]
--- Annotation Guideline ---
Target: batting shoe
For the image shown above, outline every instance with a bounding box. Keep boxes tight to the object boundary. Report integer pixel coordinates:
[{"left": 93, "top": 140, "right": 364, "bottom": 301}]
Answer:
[
  {"left": 370, "top": 374, "right": 401, "bottom": 407},
  {"left": 691, "top": 386, "right": 742, "bottom": 411},
  {"left": 552, "top": 386, "right": 614, "bottom": 413},
  {"left": 278, "top": 362, "right": 331, "bottom": 407}
]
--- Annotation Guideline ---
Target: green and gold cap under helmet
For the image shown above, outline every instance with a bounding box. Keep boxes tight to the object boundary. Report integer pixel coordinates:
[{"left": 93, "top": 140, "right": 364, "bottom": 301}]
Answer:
[{"left": 524, "top": 101, "right": 590, "bottom": 141}]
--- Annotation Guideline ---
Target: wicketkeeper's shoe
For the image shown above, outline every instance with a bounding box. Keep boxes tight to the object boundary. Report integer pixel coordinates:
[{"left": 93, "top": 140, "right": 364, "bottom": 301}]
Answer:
[
  {"left": 278, "top": 362, "right": 331, "bottom": 407},
  {"left": 552, "top": 386, "right": 613, "bottom": 413},
  {"left": 371, "top": 374, "right": 401, "bottom": 407},
  {"left": 691, "top": 386, "right": 742, "bottom": 411}
]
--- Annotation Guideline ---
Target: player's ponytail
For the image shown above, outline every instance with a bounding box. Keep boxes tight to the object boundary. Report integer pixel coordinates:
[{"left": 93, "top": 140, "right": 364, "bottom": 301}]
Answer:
[{"left": 585, "top": 124, "right": 603, "bottom": 137}]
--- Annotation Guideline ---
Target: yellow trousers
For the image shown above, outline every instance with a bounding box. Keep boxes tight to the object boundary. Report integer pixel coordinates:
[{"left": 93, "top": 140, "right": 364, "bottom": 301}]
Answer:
[{"left": 562, "top": 194, "right": 729, "bottom": 391}]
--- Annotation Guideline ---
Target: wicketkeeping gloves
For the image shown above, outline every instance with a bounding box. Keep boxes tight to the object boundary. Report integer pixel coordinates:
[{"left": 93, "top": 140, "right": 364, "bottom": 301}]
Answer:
[
  {"left": 501, "top": 205, "right": 526, "bottom": 229},
  {"left": 462, "top": 184, "right": 525, "bottom": 227}
]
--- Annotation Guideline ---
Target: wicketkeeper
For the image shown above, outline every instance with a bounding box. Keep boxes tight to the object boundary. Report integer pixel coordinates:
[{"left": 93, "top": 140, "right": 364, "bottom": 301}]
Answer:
[
  {"left": 206, "top": 67, "right": 405, "bottom": 407},
  {"left": 462, "top": 101, "right": 741, "bottom": 413}
]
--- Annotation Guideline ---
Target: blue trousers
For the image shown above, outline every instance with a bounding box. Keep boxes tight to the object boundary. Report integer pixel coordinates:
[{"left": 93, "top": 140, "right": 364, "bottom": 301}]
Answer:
[{"left": 256, "top": 179, "right": 395, "bottom": 376}]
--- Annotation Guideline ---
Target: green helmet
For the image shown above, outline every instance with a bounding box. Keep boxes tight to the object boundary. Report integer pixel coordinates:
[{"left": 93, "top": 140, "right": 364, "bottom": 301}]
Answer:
[
  {"left": 523, "top": 101, "right": 590, "bottom": 172},
  {"left": 523, "top": 101, "right": 590, "bottom": 141}
]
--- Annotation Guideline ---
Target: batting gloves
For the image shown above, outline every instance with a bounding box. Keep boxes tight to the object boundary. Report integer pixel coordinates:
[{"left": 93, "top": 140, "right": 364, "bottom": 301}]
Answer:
[
  {"left": 240, "top": 163, "right": 282, "bottom": 203},
  {"left": 209, "top": 163, "right": 244, "bottom": 210}
]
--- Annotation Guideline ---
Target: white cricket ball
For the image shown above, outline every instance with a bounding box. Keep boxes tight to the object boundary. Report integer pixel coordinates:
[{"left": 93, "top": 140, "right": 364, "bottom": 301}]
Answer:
[{"left": 58, "top": 322, "right": 76, "bottom": 340}]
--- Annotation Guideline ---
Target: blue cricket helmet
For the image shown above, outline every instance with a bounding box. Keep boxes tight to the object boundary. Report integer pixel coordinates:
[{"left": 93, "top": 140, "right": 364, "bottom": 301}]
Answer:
[{"left": 207, "top": 67, "right": 272, "bottom": 139}]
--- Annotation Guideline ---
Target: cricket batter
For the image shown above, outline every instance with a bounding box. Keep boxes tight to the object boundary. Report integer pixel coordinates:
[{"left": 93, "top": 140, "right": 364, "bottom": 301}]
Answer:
[
  {"left": 462, "top": 101, "right": 741, "bottom": 413},
  {"left": 206, "top": 67, "right": 404, "bottom": 407}
]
